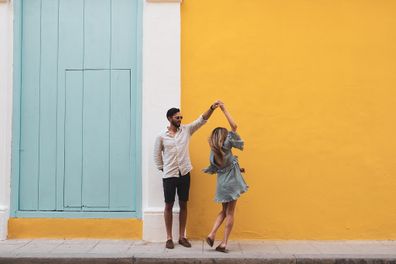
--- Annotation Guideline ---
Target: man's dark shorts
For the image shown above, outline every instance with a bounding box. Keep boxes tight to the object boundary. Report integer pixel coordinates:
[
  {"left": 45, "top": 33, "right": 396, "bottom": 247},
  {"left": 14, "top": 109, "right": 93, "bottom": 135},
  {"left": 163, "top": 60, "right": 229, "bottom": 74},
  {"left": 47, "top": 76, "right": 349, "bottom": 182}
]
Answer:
[{"left": 162, "top": 172, "right": 191, "bottom": 204}]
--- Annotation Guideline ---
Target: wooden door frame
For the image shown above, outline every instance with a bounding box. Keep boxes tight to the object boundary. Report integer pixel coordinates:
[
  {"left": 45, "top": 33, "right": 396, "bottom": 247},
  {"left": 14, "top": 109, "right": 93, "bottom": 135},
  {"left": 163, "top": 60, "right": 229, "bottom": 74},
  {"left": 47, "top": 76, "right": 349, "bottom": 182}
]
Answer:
[{"left": 11, "top": 0, "right": 142, "bottom": 219}]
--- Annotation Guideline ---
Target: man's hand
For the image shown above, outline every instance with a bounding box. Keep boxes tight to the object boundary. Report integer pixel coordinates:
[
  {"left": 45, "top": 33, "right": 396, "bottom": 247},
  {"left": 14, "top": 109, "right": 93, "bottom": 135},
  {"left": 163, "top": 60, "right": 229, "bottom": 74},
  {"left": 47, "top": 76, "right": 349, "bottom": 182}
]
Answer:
[
  {"left": 203, "top": 100, "right": 221, "bottom": 120},
  {"left": 211, "top": 100, "right": 221, "bottom": 110}
]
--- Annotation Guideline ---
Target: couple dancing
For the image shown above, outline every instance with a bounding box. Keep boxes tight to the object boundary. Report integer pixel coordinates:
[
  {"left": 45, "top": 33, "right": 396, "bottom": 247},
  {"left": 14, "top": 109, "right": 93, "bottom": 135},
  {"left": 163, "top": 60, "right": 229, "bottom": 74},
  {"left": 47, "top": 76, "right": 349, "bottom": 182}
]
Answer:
[{"left": 154, "top": 101, "right": 248, "bottom": 253}]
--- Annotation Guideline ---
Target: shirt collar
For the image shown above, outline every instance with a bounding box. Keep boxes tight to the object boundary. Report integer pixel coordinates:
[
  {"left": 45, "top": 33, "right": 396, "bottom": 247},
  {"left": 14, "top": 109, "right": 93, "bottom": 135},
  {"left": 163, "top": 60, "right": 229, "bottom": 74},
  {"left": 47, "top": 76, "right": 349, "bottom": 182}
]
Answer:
[{"left": 166, "top": 126, "right": 182, "bottom": 135}]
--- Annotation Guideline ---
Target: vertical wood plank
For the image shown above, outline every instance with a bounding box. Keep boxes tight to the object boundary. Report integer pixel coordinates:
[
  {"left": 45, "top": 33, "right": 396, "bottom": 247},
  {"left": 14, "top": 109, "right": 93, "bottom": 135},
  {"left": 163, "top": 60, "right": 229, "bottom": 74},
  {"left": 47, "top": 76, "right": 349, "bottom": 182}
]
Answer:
[
  {"left": 64, "top": 70, "right": 83, "bottom": 208},
  {"left": 57, "top": 0, "right": 84, "bottom": 210},
  {"left": 82, "top": 70, "right": 110, "bottom": 208},
  {"left": 38, "top": 0, "right": 59, "bottom": 210},
  {"left": 11, "top": 0, "right": 22, "bottom": 216},
  {"left": 84, "top": 0, "right": 111, "bottom": 69},
  {"left": 110, "top": 0, "right": 139, "bottom": 211},
  {"left": 110, "top": 70, "right": 133, "bottom": 210},
  {"left": 82, "top": 0, "right": 111, "bottom": 209},
  {"left": 19, "top": 0, "right": 41, "bottom": 210},
  {"left": 111, "top": 0, "right": 137, "bottom": 69}
]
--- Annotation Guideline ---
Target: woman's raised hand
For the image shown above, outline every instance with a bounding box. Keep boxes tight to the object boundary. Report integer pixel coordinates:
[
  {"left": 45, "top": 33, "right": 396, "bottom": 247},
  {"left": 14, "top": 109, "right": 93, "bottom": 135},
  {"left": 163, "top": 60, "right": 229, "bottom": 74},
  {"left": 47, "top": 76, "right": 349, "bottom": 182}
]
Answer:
[
  {"left": 218, "top": 101, "right": 225, "bottom": 111},
  {"left": 218, "top": 101, "right": 237, "bottom": 131}
]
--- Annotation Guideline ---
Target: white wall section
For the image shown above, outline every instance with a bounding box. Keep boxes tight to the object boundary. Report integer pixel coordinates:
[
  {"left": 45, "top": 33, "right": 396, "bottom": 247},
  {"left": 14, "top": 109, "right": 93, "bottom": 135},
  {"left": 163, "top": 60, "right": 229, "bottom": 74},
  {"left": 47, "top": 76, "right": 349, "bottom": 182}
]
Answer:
[
  {"left": 142, "top": 0, "right": 181, "bottom": 241},
  {"left": 0, "top": 0, "right": 13, "bottom": 240}
]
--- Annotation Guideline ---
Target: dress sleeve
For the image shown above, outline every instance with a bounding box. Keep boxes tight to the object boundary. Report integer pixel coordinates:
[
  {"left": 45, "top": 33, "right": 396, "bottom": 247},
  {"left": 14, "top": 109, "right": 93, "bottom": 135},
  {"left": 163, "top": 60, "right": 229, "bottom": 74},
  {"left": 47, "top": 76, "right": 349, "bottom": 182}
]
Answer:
[
  {"left": 203, "top": 164, "right": 217, "bottom": 174},
  {"left": 202, "top": 152, "right": 217, "bottom": 174},
  {"left": 223, "top": 131, "right": 244, "bottom": 150}
]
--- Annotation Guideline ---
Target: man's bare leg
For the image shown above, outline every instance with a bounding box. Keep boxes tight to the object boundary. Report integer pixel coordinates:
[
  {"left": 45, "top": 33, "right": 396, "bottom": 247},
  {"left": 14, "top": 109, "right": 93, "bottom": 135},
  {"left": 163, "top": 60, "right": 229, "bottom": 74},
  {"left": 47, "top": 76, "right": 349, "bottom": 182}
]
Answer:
[
  {"left": 179, "top": 201, "right": 187, "bottom": 239},
  {"left": 164, "top": 202, "right": 174, "bottom": 240}
]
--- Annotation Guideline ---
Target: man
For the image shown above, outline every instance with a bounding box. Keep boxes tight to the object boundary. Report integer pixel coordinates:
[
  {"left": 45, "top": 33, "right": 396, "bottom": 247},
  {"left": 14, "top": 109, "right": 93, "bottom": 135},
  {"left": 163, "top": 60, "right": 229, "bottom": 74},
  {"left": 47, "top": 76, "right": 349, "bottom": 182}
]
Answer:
[{"left": 154, "top": 102, "right": 220, "bottom": 249}]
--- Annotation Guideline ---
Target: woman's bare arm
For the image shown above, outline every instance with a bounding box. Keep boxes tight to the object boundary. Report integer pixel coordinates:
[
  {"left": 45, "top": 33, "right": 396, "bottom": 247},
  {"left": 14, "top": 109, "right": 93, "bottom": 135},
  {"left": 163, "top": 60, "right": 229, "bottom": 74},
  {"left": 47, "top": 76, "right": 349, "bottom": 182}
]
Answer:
[{"left": 220, "top": 102, "right": 237, "bottom": 132}]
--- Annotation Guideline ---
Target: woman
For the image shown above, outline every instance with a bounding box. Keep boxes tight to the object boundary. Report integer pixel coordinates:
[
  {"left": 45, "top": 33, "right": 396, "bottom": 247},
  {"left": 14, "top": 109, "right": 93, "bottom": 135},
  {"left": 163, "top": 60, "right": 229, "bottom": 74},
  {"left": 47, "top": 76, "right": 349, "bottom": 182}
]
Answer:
[{"left": 203, "top": 102, "right": 248, "bottom": 253}]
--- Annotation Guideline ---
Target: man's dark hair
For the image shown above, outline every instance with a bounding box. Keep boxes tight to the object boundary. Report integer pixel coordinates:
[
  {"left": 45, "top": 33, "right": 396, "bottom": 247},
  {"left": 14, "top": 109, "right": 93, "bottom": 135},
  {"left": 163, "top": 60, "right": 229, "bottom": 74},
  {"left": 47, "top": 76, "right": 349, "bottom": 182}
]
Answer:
[{"left": 166, "top": 108, "right": 180, "bottom": 119}]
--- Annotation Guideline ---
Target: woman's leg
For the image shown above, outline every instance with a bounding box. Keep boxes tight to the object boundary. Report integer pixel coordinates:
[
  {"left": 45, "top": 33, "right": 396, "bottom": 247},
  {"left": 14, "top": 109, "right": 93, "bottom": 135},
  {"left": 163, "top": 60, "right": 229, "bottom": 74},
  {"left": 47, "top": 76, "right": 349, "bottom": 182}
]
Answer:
[
  {"left": 219, "top": 200, "right": 237, "bottom": 248},
  {"left": 208, "top": 203, "right": 227, "bottom": 240}
]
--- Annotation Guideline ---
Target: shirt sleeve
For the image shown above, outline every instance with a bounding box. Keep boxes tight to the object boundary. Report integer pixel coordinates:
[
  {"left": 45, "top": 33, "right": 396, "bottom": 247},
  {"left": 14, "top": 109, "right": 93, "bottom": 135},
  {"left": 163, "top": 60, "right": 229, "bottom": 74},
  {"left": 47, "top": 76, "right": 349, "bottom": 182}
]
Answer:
[
  {"left": 186, "top": 115, "right": 207, "bottom": 135},
  {"left": 223, "top": 131, "right": 244, "bottom": 151},
  {"left": 153, "top": 135, "right": 164, "bottom": 171}
]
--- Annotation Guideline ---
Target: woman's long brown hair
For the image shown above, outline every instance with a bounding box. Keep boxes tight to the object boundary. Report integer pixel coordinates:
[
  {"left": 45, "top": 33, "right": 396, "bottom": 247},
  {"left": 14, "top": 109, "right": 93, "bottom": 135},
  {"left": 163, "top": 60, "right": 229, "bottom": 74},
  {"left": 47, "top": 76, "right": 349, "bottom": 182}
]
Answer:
[{"left": 209, "top": 127, "right": 228, "bottom": 167}]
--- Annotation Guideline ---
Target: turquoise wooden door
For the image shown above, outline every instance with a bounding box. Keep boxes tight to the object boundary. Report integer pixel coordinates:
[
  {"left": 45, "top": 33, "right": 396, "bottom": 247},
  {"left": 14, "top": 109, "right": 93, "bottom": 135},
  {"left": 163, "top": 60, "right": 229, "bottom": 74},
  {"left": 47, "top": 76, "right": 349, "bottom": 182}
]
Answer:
[{"left": 16, "top": 0, "right": 140, "bottom": 215}]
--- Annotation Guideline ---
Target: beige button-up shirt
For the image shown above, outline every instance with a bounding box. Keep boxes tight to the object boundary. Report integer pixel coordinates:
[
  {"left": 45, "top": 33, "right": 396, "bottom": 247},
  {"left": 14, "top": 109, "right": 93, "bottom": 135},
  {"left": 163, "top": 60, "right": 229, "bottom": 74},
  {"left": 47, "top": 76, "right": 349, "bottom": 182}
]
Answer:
[{"left": 154, "top": 115, "right": 207, "bottom": 179}]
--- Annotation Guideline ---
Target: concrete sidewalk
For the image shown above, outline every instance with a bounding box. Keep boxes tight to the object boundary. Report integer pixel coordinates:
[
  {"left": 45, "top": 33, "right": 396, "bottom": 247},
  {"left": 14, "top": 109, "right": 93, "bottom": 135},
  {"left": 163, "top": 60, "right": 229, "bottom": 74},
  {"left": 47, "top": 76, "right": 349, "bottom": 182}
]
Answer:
[{"left": 1, "top": 239, "right": 396, "bottom": 263}]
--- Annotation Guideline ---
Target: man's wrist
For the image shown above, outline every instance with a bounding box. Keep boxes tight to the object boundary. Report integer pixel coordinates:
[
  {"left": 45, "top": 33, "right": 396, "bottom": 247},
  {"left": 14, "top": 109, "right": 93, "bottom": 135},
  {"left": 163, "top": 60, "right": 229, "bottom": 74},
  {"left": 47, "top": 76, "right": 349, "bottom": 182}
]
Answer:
[{"left": 210, "top": 104, "right": 215, "bottom": 110}]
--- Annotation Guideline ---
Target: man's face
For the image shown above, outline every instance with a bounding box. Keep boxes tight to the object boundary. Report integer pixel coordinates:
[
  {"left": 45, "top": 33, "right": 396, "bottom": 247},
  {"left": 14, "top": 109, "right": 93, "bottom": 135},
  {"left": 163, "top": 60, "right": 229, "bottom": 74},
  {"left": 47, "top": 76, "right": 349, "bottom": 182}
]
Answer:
[{"left": 169, "top": 112, "right": 183, "bottom": 128}]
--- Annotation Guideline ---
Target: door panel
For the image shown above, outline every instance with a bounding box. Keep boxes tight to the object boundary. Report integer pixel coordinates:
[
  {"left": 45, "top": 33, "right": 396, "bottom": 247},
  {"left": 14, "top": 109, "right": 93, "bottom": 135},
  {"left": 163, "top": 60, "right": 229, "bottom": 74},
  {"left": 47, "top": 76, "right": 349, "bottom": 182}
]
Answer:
[{"left": 18, "top": 0, "right": 139, "bottom": 214}]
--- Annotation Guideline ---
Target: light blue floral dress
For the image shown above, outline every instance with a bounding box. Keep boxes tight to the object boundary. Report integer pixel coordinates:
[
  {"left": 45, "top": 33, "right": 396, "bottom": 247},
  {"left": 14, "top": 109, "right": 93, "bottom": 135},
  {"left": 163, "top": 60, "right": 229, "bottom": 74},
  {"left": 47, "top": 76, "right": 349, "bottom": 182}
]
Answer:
[{"left": 203, "top": 131, "right": 249, "bottom": 203}]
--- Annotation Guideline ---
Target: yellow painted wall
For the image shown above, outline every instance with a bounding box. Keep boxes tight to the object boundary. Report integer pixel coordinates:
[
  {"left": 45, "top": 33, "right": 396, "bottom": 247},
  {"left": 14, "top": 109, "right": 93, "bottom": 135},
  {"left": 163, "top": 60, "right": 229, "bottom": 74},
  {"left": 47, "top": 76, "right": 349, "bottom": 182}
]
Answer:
[
  {"left": 8, "top": 218, "right": 142, "bottom": 239},
  {"left": 181, "top": 0, "right": 396, "bottom": 239}
]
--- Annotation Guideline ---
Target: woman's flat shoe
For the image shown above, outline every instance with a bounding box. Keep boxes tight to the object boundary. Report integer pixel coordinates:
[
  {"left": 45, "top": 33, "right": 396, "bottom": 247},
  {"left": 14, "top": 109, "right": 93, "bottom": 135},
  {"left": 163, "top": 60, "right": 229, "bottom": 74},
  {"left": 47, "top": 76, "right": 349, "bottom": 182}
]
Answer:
[
  {"left": 215, "top": 245, "right": 228, "bottom": 253},
  {"left": 206, "top": 237, "right": 214, "bottom": 247}
]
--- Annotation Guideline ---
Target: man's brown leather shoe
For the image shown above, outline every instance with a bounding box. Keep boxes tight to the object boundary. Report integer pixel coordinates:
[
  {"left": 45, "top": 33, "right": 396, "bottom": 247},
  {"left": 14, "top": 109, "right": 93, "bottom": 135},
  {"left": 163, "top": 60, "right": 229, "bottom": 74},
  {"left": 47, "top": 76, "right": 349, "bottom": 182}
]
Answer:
[
  {"left": 165, "top": 239, "right": 174, "bottom": 249},
  {"left": 178, "top": 237, "right": 192, "bottom": 248}
]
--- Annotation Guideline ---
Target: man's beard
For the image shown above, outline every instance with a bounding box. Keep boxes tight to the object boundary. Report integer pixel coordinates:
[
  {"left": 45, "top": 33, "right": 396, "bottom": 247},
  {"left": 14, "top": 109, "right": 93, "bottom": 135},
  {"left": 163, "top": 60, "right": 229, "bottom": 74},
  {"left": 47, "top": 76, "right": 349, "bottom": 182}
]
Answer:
[{"left": 171, "top": 120, "right": 180, "bottom": 128}]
